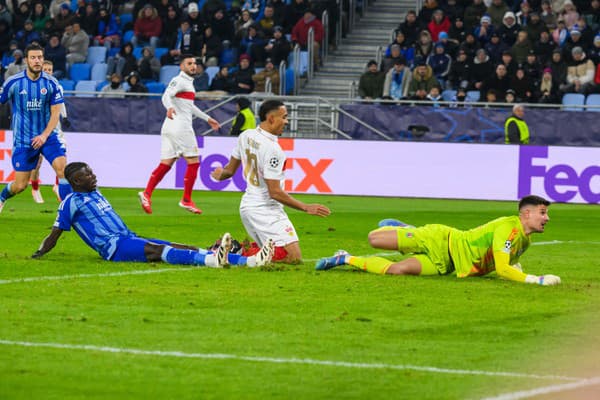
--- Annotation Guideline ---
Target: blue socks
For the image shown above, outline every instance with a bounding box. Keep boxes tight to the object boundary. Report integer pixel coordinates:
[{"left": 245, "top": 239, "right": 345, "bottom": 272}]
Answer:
[
  {"left": 161, "top": 246, "right": 207, "bottom": 266},
  {"left": 227, "top": 253, "right": 247, "bottom": 265},
  {"left": 58, "top": 178, "right": 72, "bottom": 200},
  {"left": 0, "top": 183, "right": 14, "bottom": 202}
]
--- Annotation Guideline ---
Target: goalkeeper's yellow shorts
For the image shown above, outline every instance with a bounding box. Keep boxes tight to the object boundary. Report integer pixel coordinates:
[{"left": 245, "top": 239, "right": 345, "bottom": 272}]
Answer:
[{"left": 394, "top": 224, "right": 455, "bottom": 276}]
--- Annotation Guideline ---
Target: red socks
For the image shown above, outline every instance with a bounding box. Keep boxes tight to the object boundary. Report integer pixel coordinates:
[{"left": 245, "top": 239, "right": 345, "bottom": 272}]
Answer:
[
  {"left": 145, "top": 163, "right": 171, "bottom": 197},
  {"left": 31, "top": 180, "right": 40, "bottom": 190},
  {"left": 182, "top": 162, "right": 200, "bottom": 202}
]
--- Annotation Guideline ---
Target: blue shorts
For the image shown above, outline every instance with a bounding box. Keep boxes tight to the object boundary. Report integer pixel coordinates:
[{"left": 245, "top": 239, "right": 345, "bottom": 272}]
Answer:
[
  {"left": 12, "top": 134, "right": 67, "bottom": 172},
  {"left": 110, "top": 236, "right": 171, "bottom": 262}
]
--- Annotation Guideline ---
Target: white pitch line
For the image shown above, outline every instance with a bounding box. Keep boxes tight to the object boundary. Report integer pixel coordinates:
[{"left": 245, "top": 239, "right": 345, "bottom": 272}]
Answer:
[
  {"left": 481, "top": 376, "right": 600, "bottom": 400},
  {"left": 0, "top": 339, "right": 582, "bottom": 382}
]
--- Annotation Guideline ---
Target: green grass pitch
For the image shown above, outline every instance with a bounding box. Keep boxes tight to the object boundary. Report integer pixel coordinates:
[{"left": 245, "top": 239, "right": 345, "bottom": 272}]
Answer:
[{"left": 1, "top": 187, "right": 599, "bottom": 399}]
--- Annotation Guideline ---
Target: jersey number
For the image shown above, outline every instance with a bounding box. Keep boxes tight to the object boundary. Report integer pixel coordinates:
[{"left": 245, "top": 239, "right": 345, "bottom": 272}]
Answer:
[{"left": 244, "top": 149, "right": 260, "bottom": 187}]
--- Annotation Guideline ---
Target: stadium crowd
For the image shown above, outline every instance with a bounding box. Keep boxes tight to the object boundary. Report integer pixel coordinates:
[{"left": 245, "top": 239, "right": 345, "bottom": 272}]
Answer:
[{"left": 358, "top": 0, "right": 600, "bottom": 104}]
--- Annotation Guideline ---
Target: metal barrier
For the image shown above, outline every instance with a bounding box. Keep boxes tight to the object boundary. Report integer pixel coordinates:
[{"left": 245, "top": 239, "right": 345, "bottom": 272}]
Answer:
[
  {"left": 292, "top": 44, "right": 300, "bottom": 95},
  {"left": 375, "top": 45, "right": 384, "bottom": 68},
  {"left": 322, "top": 10, "right": 329, "bottom": 63},
  {"left": 278, "top": 60, "right": 287, "bottom": 95},
  {"left": 307, "top": 27, "right": 315, "bottom": 80}
]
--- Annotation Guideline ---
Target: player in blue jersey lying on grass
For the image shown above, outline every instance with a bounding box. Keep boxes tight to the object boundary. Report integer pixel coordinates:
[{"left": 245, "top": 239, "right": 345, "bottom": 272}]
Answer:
[
  {"left": 316, "top": 195, "right": 561, "bottom": 285},
  {"left": 0, "top": 44, "right": 72, "bottom": 214},
  {"left": 32, "top": 162, "right": 274, "bottom": 268}
]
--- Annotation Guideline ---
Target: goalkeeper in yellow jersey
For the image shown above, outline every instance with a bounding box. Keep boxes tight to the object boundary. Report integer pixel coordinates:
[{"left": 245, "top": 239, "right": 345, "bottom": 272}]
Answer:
[{"left": 316, "top": 195, "right": 561, "bottom": 286}]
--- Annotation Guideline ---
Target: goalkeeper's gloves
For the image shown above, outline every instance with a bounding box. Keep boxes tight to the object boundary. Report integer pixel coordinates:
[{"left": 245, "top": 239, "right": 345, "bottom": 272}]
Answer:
[
  {"left": 61, "top": 117, "right": 71, "bottom": 128},
  {"left": 525, "top": 274, "right": 561, "bottom": 286}
]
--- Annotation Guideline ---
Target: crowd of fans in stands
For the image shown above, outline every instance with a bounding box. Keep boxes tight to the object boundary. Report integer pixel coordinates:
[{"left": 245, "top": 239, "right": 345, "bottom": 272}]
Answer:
[
  {"left": 0, "top": 0, "right": 336, "bottom": 96},
  {"left": 359, "top": 0, "right": 600, "bottom": 104}
]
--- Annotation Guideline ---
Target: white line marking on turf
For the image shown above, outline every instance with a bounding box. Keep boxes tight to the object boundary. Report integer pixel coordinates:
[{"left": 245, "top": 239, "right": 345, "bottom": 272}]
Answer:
[
  {"left": 481, "top": 376, "right": 600, "bottom": 400},
  {"left": 0, "top": 339, "right": 582, "bottom": 382},
  {"left": 533, "top": 240, "right": 600, "bottom": 246}
]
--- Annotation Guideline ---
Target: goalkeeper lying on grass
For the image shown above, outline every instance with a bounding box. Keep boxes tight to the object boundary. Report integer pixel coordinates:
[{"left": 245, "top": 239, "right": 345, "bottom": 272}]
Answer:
[{"left": 316, "top": 195, "right": 561, "bottom": 286}]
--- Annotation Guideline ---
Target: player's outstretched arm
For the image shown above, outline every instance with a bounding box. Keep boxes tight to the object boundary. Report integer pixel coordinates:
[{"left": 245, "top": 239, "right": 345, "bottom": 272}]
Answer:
[
  {"left": 494, "top": 253, "right": 561, "bottom": 285},
  {"left": 211, "top": 157, "right": 241, "bottom": 181},
  {"left": 32, "top": 227, "right": 64, "bottom": 258},
  {"left": 265, "top": 179, "right": 331, "bottom": 216}
]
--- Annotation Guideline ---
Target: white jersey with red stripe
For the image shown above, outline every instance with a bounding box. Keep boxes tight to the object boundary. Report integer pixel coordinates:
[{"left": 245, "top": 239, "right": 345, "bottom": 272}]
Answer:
[{"left": 160, "top": 71, "right": 210, "bottom": 134}]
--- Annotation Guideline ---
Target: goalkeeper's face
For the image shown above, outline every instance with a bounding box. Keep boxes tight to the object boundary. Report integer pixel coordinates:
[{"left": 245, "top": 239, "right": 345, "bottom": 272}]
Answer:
[{"left": 522, "top": 205, "right": 550, "bottom": 234}]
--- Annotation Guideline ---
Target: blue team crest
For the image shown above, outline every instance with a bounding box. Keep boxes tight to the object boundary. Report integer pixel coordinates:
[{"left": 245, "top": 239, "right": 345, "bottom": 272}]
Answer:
[{"left": 40, "top": 88, "right": 47, "bottom": 95}]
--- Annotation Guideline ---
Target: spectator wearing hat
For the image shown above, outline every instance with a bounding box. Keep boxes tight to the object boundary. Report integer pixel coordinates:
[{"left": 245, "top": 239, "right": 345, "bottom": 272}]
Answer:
[
  {"left": 516, "top": 0, "right": 532, "bottom": 27},
  {"left": 94, "top": 7, "right": 121, "bottom": 50},
  {"left": 427, "top": 42, "right": 452, "bottom": 88},
  {"left": 358, "top": 60, "right": 385, "bottom": 100},
  {"left": 186, "top": 2, "right": 204, "bottom": 37},
  {"left": 534, "top": 30, "right": 556, "bottom": 65},
  {"left": 202, "top": 25, "right": 223, "bottom": 67},
  {"left": 487, "top": 0, "right": 509, "bottom": 27},
  {"left": 407, "top": 60, "right": 440, "bottom": 99},
  {"left": 511, "top": 65, "right": 535, "bottom": 102},
  {"left": 132, "top": 4, "right": 162, "bottom": 49},
  {"left": 229, "top": 97, "right": 256, "bottom": 136},
  {"left": 126, "top": 71, "right": 148, "bottom": 97},
  {"left": 231, "top": 53, "right": 255, "bottom": 94},
  {"left": 428, "top": 9, "right": 451, "bottom": 42},
  {"left": 504, "top": 88, "right": 516, "bottom": 103},
  {"left": 44, "top": 34, "right": 67, "bottom": 78},
  {"left": 49, "top": 0, "right": 69, "bottom": 19},
  {"left": 383, "top": 57, "right": 412, "bottom": 100},
  {"left": 504, "top": 104, "right": 530, "bottom": 144},
  {"left": 485, "top": 32, "right": 509, "bottom": 63},
  {"left": 291, "top": 8, "right": 324, "bottom": 67},
  {"left": 386, "top": 30, "right": 416, "bottom": 65},
  {"left": 470, "top": 48, "right": 494, "bottom": 91},
  {"left": 561, "top": 46, "right": 595, "bottom": 93},
  {"left": 588, "top": 33, "right": 600, "bottom": 65},
  {"left": 252, "top": 57, "right": 280, "bottom": 94},
  {"left": 498, "top": 11, "right": 520, "bottom": 46},
  {"left": 3, "top": 49, "right": 25, "bottom": 81},
  {"left": 61, "top": 20, "right": 89, "bottom": 67},
  {"left": 562, "top": 24, "right": 586, "bottom": 62},
  {"left": 540, "top": 1, "right": 558, "bottom": 31},
  {"left": 447, "top": 48, "right": 472, "bottom": 90},
  {"left": 459, "top": 32, "right": 481, "bottom": 60},
  {"left": 54, "top": 3, "right": 76, "bottom": 32},
  {"left": 500, "top": 49, "right": 518, "bottom": 76},
  {"left": 574, "top": 17, "right": 594, "bottom": 49},
  {"left": 525, "top": 12, "right": 547, "bottom": 42},
  {"left": 15, "top": 20, "right": 42, "bottom": 50},
  {"left": 537, "top": 67, "right": 560, "bottom": 103},
  {"left": 511, "top": 30, "right": 533, "bottom": 64},
  {"left": 464, "top": 0, "right": 487, "bottom": 31},
  {"left": 524, "top": 50, "right": 543, "bottom": 87},
  {"left": 398, "top": 10, "right": 420, "bottom": 46},
  {"left": 475, "top": 14, "right": 495, "bottom": 45},
  {"left": 381, "top": 44, "right": 406, "bottom": 73},
  {"left": 448, "top": 16, "right": 466, "bottom": 44},
  {"left": 549, "top": 47, "right": 568, "bottom": 85},
  {"left": 264, "top": 25, "right": 292, "bottom": 67},
  {"left": 414, "top": 30, "right": 434, "bottom": 62}
]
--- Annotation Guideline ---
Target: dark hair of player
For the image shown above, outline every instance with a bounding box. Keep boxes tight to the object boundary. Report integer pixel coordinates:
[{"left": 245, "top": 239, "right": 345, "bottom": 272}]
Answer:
[
  {"left": 518, "top": 195, "right": 550, "bottom": 210},
  {"left": 180, "top": 54, "right": 195, "bottom": 63},
  {"left": 25, "top": 43, "right": 44, "bottom": 57},
  {"left": 64, "top": 162, "right": 88, "bottom": 184},
  {"left": 259, "top": 99, "right": 285, "bottom": 122}
]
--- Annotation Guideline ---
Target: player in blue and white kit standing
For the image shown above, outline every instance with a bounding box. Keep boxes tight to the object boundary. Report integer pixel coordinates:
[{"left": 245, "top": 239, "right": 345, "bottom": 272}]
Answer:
[
  {"left": 0, "top": 44, "right": 72, "bottom": 213},
  {"left": 32, "top": 162, "right": 273, "bottom": 267}
]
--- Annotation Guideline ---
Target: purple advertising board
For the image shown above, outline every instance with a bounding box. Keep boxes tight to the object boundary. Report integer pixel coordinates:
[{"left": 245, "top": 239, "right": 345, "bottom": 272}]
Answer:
[{"left": 1, "top": 131, "right": 598, "bottom": 204}]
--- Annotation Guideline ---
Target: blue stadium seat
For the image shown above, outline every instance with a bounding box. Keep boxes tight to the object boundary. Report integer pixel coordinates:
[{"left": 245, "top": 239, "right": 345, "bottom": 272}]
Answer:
[
  {"left": 91, "top": 63, "right": 108, "bottom": 81},
  {"left": 69, "top": 63, "right": 91, "bottom": 82},
  {"left": 285, "top": 66, "right": 294, "bottom": 95},
  {"left": 118, "top": 13, "right": 133, "bottom": 30},
  {"left": 154, "top": 47, "right": 169, "bottom": 60},
  {"left": 96, "top": 81, "right": 108, "bottom": 91},
  {"left": 159, "top": 65, "right": 180, "bottom": 85},
  {"left": 59, "top": 79, "right": 75, "bottom": 96},
  {"left": 442, "top": 89, "right": 456, "bottom": 102},
  {"left": 206, "top": 66, "right": 219, "bottom": 85},
  {"left": 108, "top": 47, "right": 120, "bottom": 57},
  {"left": 74, "top": 80, "right": 98, "bottom": 97},
  {"left": 298, "top": 51, "right": 309, "bottom": 75},
  {"left": 466, "top": 90, "right": 480, "bottom": 102},
  {"left": 584, "top": 94, "right": 600, "bottom": 112},
  {"left": 219, "top": 47, "right": 237, "bottom": 66},
  {"left": 562, "top": 93, "right": 585, "bottom": 111},
  {"left": 123, "top": 30, "right": 135, "bottom": 44},
  {"left": 86, "top": 46, "right": 107, "bottom": 65},
  {"left": 146, "top": 82, "right": 166, "bottom": 94},
  {"left": 133, "top": 46, "right": 144, "bottom": 59}
]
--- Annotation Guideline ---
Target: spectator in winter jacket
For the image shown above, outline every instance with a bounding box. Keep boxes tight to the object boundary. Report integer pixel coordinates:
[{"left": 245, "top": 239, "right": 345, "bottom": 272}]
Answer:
[
  {"left": 61, "top": 21, "right": 89, "bottom": 67},
  {"left": 231, "top": 53, "right": 255, "bottom": 94},
  {"left": 497, "top": 11, "right": 520, "bottom": 46},
  {"left": 44, "top": 34, "right": 67, "bottom": 79},
  {"left": 383, "top": 58, "right": 412, "bottom": 100},
  {"left": 386, "top": 30, "right": 416, "bottom": 66},
  {"left": 426, "top": 42, "right": 452, "bottom": 88},
  {"left": 470, "top": 48, "right": 494, "bottom": 91},
  {"left": 487, "top": 0, "right": 509, "bottom": 27},
  {"left": 358, "top": 60, "right": 385, "bottom": 99},
  {"left": 264, "top": 25, "right": 292, "bottom": 67},
  {"left": 132, "top": 4, "right": 162, "bottom": 49},
  {"left": 126, "top": 71, "right": 148, "bottom": 97},
  {"left": 138, "top": 46, "right": 161, "bottom": 80},
  {"left": 561, "top": 46, "right": 595, "bottom": 94},
  {"left": 252, "top": 57, "right": 280, "bottom": 93},
  {"left": 398, "top": 10, "right": 420, "bottom": 46},
  {"left": 407, "top": 60, "right": 440, "bottom": 98},
  {"left": 428, "top": 9, "right": 451, "bottom": 42},
  {"left": 474, "top": 14, "right": 495, "bottom": 45},
  {"left": 94, "top": 7, "right": 121, "bottom": 49},
  {"left": 15, "top": 20, "right": 42, "bottom": 51},
  {"left": 511, "top": 30, "right": 533, "bottom": 64},
  {"left": 291, "top": 9, "right": 324, "bottom": 67},
  {"left": 447, "top": 48, "right": 471, "bottom": 90}
]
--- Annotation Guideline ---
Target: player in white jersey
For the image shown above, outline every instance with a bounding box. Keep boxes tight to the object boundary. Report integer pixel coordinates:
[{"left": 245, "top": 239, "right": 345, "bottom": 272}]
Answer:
[
  {"left": 30, "top": 60, "right": 69, "bottom": 203},
  {"left": 211, "top": 99, "right": 330, "bottom": 263},
  {"left": 139, "top": 55, "right": 220, "bottom": 215}
]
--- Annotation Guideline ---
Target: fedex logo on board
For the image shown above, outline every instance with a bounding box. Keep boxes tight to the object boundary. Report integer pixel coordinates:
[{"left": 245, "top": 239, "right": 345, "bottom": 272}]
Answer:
[
  {"left": 175, "top": 137, "right": 333, "bottom": 193},
  {"left": 518, "top": 146, "right": 599, "bottom": 204}
]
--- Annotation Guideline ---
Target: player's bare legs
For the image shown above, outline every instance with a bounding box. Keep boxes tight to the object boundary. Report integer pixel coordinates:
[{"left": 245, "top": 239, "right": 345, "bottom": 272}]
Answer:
[
  {"left": 51, "top": 155, "right": 71, "bottom": 201},
  {"left": 30, "top": 156, "right": 44, "bottom": 203},
  {"left": 367, "top": 228, "right": 400, "bottom": 250},
  {"left": 384, "top": 258, "right": 422, "bottom": 275},
  {"left": 281, "top": 241, "right": 302, "bottom": 264}
]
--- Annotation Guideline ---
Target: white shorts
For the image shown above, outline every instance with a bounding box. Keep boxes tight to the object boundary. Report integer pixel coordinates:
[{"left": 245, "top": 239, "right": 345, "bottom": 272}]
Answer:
[
  {"left": 160, "top": 130, "right": 199, "bottom": 159},
  {"left": 240, "top": 205, "right": 299, "bottom": 247}
]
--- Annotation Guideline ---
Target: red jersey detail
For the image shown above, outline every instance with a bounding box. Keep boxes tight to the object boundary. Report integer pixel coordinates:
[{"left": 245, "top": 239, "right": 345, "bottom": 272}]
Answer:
[{"left": 175, "top": 91, "right": 195, "bottom": 100}]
